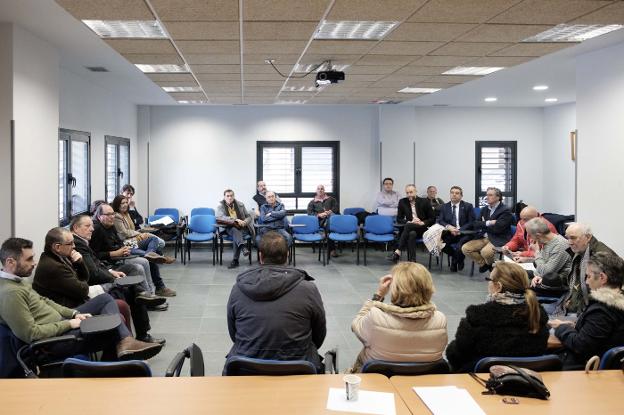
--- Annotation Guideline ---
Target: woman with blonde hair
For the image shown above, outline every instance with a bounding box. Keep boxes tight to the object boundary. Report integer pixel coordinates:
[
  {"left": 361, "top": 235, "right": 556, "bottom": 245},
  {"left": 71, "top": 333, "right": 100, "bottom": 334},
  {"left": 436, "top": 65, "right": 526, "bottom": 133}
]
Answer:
[
  {"left": 350, "top": 262, "right": 447, "bottom": 372},
  {"left": 446, "top": 261, "right": 549, "bottom": 372}
]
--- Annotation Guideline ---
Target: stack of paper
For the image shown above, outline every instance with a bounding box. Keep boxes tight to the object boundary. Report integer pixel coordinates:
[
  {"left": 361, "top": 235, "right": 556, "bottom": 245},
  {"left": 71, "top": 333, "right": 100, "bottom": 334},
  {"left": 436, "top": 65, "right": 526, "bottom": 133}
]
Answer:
[
  {"left": 326, "top": 388, "right": 396, "bottom": 415},
  {"left": 503, "top": 255, "right": 536, "bottom": 271},
  {"left": 413, "top": 386, "right": 485, "bottom": 415}
]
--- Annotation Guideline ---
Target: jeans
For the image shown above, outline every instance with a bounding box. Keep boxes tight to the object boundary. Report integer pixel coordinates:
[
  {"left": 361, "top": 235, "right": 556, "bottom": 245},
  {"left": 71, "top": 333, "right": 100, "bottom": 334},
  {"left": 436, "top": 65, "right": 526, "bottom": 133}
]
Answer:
[{"left": 131, "top": 235, "right": 166, "bottom": 256}]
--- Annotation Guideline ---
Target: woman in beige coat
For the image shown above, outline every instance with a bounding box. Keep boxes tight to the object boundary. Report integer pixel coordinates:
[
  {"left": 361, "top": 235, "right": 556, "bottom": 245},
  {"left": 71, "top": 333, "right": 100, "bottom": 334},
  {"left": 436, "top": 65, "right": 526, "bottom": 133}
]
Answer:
[{"left": 350, "top": 262, "right": 448, "bottom": 372}]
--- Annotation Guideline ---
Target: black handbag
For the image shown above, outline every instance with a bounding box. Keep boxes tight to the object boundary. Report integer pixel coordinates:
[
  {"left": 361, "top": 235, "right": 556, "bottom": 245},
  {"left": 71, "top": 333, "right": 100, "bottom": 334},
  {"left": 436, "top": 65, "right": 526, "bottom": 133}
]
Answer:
[{"left": 470, "top": 365, "right": 550, "bottom": 400}]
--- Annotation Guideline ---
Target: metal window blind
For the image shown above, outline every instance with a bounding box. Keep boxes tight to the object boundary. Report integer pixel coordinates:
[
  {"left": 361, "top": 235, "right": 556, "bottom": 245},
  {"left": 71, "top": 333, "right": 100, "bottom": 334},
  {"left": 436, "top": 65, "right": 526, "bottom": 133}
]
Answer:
[
  {"left": 262, "top": 147, "right": 295, "bottom": 193},
  {"left": 302, "top": 147, "right": 333, "bottom": 193},
  {"left": 480, "top": 146, "right": 513, "bottom": 192}
]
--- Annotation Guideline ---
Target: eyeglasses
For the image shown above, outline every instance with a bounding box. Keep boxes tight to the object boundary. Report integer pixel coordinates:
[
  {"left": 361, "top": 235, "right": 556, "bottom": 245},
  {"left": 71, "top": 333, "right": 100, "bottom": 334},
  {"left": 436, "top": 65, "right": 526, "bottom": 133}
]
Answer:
[
  {"left": 101, "top": 212, "right": 115, "bottom": 216},
  {"left": 485, "top": 277, "right": 494, "bottom": 282},
  {"left": 57, "top": 241, "right": 75, "bottom": 246}
]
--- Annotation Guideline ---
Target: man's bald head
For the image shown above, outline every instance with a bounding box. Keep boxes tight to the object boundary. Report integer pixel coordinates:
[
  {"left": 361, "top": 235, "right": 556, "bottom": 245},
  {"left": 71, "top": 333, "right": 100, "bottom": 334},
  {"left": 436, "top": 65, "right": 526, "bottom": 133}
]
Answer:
[{"left": 519, "top": 206, "right": 539, "bottom": 221}]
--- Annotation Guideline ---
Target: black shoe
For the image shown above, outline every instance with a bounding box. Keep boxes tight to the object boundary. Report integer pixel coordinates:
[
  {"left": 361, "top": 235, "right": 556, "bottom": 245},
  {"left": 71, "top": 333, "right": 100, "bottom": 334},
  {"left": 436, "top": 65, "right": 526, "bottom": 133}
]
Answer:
[
  {"left": 136, "top": 334, "right": 166, "bottom": 345},
  {"left": 147, "top": 302, "right": 169, "bottom": 312},
  {"left": 228, "top": 260, "right": 240, "bottom": 269},
  {"left": 391, "top": 252, "right": 400, "bottom": 264},
  {"left": 479, "top": 264, "right": 491, "bottom": 273},
  {"left": 457, "top": 259, "right": 465, "bottom": 271},
  {"left": 450, "top": 261, "right": 458, "bottom": 272},
  {"left": 135, "top": 292, "right": 166, "bottom": 307}
]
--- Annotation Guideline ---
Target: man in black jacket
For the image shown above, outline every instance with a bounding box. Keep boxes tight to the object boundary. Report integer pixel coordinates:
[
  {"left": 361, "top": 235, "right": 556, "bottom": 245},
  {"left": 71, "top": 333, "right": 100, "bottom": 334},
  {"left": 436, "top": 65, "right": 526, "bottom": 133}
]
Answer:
[
  {"left": 437, "top": 186, "right": 476, "bottom": 272},
  {"left": 551, "top": 252, "right": 624, "bottom": 369},
  {"left": 391, "top": 184, "right": 434, "bottom": 263},
  {"left": 225, "top": 231, "right": 327, "bottom": 373}
]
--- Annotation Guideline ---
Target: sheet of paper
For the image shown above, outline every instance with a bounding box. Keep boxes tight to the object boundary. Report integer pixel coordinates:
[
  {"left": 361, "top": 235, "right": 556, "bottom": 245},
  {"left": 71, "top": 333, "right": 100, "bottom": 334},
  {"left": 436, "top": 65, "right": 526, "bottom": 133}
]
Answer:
[
  {"left": 413, "top": 386, "right": 486, "bottom": 415},
  {"left": 149, "top": 215, "right": 174, "bottom": 226},
  {"left": 502, "top": 255, "right": 536, "bottom": 271},
  {"left": 326, "top": 388, "right": 396, "bottom": 415}
]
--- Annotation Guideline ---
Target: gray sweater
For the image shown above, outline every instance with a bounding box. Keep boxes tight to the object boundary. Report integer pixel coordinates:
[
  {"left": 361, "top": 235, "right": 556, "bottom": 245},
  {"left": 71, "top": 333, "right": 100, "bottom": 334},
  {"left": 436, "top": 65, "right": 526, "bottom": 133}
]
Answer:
[{"left": 534, "top": 234, "right": 572, "bottom": 287}]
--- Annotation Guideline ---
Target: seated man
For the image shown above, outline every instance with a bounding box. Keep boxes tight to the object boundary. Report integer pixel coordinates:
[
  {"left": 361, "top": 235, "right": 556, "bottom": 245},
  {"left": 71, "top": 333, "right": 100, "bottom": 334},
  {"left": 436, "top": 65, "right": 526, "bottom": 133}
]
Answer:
[
  {"left": 217, "top": 189, "right": 254, "bottom": 269},
  {"left": 90, "top": 203, "right": 176, "bottom": 303},
  {"left": 0, "top": 237, "right": 162, "bottom": 360},
  {"left": 503, "top": 206, "right": 557, "bottom": 262},
  {"left": 307, "top": 184, "right": 339, "bottom": 257},
  {"left": 226, "top": 231, "right": 326, "bottom": 372},
  {"left": 257, "top": 191, "right": 292, "bottom": 247},
  {"left": 374, "top": 177, "right": 400, "bottom": 216},
  {"left": 526, "top": 218, "right": 572, "bottom": 297},
  {"left": 391, "top": 184, "right": 434, "bottom": 263},
  {"left": 551, "top": 252, "right": 624, "bottom": 370},
  {"left": 437, "top": 186, "right": 475, "bottom": 272},
  {"left": 461, "top": 187, "right": 513, "bottom": 273},
  {"left": 252, "top": 180, "right": 280, "bottom": 210},
  {"left": 425, "top": 185, "right": 444, "bottom": 215},
  {"left": 121, "top": 184, "right": 144, "bottom": 230}
]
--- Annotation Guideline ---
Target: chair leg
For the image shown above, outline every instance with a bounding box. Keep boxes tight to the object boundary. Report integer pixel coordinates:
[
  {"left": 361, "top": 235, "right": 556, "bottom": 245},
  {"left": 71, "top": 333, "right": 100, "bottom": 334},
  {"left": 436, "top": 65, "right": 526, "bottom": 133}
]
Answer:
[
  {"left": 428, "top": 253, "right": 432, "bottom": 270},
  {"left": 356, "top": 240, "right": 360, "bottom": 265},
  {"left": 363, "top": 240, "right": 367, "bottom": 266},
  {"left": 248, "top": 239, "right": 252, "bottom": 265},
  {"left": 470, "top": 261, "right": 475, "bottom": 276},
  {"left": 293, "top": 242, "right": 297, "bottom": 267}
]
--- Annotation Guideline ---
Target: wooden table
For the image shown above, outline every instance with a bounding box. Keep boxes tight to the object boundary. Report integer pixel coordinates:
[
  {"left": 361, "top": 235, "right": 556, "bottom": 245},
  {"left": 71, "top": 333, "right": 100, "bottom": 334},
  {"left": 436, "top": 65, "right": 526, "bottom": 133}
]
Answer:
[
  {"left": 0, "top": 373, "right": 410, "bottom": 415},
  {"left": 391, "top": 370, "right": 624, "bottom": 414}
]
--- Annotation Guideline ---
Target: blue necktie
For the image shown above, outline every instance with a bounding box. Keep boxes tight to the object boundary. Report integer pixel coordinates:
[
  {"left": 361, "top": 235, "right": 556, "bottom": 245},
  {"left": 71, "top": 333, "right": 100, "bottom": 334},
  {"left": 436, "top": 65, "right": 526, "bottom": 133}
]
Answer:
[{"left": 452, "top": 205, "right": 458, "bottom": 228}]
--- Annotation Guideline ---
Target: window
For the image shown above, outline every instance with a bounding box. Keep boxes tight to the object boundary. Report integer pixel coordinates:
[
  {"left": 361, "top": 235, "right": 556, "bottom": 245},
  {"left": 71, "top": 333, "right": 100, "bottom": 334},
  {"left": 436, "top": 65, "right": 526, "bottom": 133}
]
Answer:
[
  {"left": 257, "top": 141, "right": 340, "bottom": 212},
  {"left": 105, "top": 136, "right": 130, "bottom": 202},
  {"left": 59, "top": 129, "right": 91, "bottom": 225},
  {"left": 475, "top": 141, "right": 517, "bottom": 208}
]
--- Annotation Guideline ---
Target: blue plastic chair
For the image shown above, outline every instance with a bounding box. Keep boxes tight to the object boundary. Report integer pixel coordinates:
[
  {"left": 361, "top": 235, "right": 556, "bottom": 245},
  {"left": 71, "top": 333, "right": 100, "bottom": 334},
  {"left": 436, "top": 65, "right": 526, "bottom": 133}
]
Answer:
[
  {"left": 219, "top": 231, "right": 253, "bottom": 266},
  {"left": 291, "top": 215, "right": 325, "bottom": 266},
  {"left": 327, "top": 215, "right": 360, "bottom": 265},
  {"left": 473, "top": 355, "right": 563, "bottom": 373},
  {"left": 190, "top": 207, "right": 215, "bottom": 219},
  {"left": 153, "top": 208, "right": 180, "bottom": 223},
  {"left": 362, "top": 215, "right": 395, "bottom": 266},
  {"left": 361, "top": 359, "right": 450, "bottom": 377},
  {"left": 184, "top": 215, "right": 217, "bottom": 265},
  {"left": 165, "top": 343, "right": 205, "bottom": 377},
  {"left": 598, "top": 345, "right": 624, "bottom": 369},
  {"left": 62, "top": 358, "right": 152, "bottom": 377},
  {"left": 149, "top": 208, "right": 183, "bottom": 258},
  {"left": 223, "top": 356, "right": 318, "bottom": 376},
  {"left": 343, "top": 207, "right": 365, "bottom": 216}
]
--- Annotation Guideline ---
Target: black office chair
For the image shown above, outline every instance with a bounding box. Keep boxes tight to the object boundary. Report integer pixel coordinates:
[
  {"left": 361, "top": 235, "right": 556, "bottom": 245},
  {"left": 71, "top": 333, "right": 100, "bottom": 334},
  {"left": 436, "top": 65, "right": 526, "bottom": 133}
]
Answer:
[
  {"left": 598, "top": 346, "right": 624, "bottom": 370},
  {"left": 62, "top": 358, "right": 152, "bottom": 377},
  {"left": 166, "top": 343, "right": 205, "bottom": 377},
  {"left": 223, "top": 356, "right": 318, "bottom": 376},
  {"left": 473, "top": 355, "right": 563, "bottom": 373},
  {"left": 361, "top": 359, "right": 450, "bottom": 377}
]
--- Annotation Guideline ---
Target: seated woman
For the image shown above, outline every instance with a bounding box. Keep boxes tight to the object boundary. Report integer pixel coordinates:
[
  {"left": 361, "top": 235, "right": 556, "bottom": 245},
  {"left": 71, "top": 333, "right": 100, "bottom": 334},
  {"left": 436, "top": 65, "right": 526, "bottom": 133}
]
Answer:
[
  {"left": 349, "top": 263, "right": 448, "bottom": 373},
  {"left": 111, "top": 195, "right": 174, "bottom": 264},
  {"left": 445, "top": 261, "right": 549, "bottom": 373}
]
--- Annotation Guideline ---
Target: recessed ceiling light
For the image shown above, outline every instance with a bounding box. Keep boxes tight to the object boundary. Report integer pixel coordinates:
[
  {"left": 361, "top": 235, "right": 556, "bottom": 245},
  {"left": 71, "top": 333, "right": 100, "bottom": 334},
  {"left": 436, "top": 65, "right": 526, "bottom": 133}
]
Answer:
[
  {"left": 484, "top": 97, "right": 498, "bottom": 102},
  {"left": 522, "top": 24, "right": 623, "bottom": 42},
  {"left": 545, "top": 98, "right": 558, "bottom": 103},
  {"left": 293, "top": 63, "right": 349, "bottom": 73},
  {"left": 282, "top": 86, "right": 318, "bottom": 92},
  {"left": 177, "top": 100, "right": 208, "bottom": 104},
  {"left": 135, "top": 64, "right": 189, "bottom": 73},
  {"left": 162, "top": 86, "right": 202, "bottom": 92},
  {"left": 82, "top": 20, "right": 168, "bottom": 38},
  {"left": 397, "top": 87, "right": 441, "bottom": 94},
  {"left": 314, "top": 20, "right": 399, "bottom": 40},
  {"left": 276, "top": 100, "right": 307, "bottom": 104},
  {"left": 533, "top": 85, "right": 549, "bottom": 91},
  {"left": 443, "top": 66, "right": 504, "bottom": 76}
]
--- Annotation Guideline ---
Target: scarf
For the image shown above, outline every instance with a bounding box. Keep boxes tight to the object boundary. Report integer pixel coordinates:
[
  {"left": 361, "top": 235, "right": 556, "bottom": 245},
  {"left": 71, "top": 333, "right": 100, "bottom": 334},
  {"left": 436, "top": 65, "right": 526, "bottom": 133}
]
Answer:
[{"left": 486, "top": 291, "right": 526, "bottom": 305}]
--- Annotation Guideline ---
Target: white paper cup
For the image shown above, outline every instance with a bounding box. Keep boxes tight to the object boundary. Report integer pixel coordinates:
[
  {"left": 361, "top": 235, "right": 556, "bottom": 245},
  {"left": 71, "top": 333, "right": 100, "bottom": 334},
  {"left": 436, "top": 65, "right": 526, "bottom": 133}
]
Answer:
[{"left": 343, "top": 374, "right": 361, "bottom": 401}]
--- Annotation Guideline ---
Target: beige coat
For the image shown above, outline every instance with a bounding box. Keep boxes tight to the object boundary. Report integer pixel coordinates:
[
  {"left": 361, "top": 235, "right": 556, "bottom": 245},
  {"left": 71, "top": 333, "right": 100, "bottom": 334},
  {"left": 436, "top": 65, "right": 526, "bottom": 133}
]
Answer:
[{"left": 350, "top": 300, "right": 448, "bottom": 372}]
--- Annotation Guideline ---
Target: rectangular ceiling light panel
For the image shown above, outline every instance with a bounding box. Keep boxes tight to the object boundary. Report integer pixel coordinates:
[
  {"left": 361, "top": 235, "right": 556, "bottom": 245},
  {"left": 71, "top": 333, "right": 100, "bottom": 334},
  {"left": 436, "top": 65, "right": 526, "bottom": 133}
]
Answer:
[
  {"left": 398, "top": 87, "right": 441, "bottom": 94},
  {"left": 293, "top": 62, "right": 350, "bottom": 73},
  {"left": 136, "top": 64, "right": 189, "bottom": 73},
  {"left": 314, "top": 21, "right": 399, "bottom": 40},
  {"left": 82, "top": 20, "right": 168, "bottom": 38},
  {"left": 443, "top": 66, "right": 504, "bottom": 75},
  {"left": 522, "top": 24, "right": 623, "bottom": 43},
  {"left": 163, "top": 86, "right": 202, "bottom": 92}
]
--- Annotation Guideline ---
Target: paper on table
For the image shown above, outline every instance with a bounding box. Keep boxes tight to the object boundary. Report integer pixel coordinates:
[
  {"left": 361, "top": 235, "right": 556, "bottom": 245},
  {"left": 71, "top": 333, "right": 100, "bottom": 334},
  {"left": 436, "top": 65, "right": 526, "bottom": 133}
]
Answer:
[
  {"left": 327, "top": 388, "right": 396, "bottom": 415},
  {"left": 413, "top": 386, "right": 485, "bottom": 415},
  {"left": 503, "top": 255, "right": 536, "bottom": 271}
]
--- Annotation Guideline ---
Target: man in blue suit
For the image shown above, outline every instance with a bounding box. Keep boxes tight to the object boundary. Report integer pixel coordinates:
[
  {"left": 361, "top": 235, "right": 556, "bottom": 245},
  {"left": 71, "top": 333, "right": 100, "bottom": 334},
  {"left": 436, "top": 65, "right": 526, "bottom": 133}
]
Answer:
[
  {"left": 437, "top": 186, "right": 475, "bottom": 272},
  {"left": 461, "top": 187, "right": 514, "bottom": 273}
]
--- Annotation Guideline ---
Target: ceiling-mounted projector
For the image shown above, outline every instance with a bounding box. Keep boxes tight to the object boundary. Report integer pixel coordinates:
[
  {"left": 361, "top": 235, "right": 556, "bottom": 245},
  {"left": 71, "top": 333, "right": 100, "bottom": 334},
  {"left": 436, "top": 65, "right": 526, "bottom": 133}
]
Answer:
[{"left": 315, "top": 70, "right": 345, "bottom": 87}]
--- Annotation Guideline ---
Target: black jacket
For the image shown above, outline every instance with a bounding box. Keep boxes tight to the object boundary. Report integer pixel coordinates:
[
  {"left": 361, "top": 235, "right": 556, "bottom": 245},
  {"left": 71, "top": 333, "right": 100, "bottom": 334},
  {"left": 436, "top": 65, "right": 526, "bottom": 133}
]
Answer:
[
  {"left": 446, "top": 300, "right": 549, "bottom": 372},
  {"left": 90, "top": 220, "right": 125, "bottom": 263},
  {"left": 437, "top": 200, "right": 475, "bottom": 229},
  {"left": 396, "top": 197, "right": 435, "bottom": 227},
  {"left": 73, "top": 236, "right": 115, "bottom": 285},
  {"left": 556, "top": 287, "right": 624, "bottom": 368},
  {"left": 226, "top": 265, "right": 326, "bottom": 372},
  {"left": 32, "top": 251, "right": 90, "bottom": 309},
  {"left": 467, "top": 203, "right": 514, "bottom": 247}
]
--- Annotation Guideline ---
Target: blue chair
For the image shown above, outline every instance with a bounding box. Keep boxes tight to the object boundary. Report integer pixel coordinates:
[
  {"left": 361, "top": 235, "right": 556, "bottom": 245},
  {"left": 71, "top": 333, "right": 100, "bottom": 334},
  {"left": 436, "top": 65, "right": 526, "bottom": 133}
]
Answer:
[
  {"left": 291, "top": 215, "right": 326, "bottom": 266},
  {"left": 184, "top": 215, "right": 217, "bottom": 265},
  {"left": 61, "top": 358, "right": 152, "bottom": 377},
  {"left": 327, "top": 215, "right": 360, "bottom": 265},
  {"left": 219, "top": 231, "right": 253, "bottom": 266},
  {"left": 149, "top": 208, "right": 183, "bottom": 258},
  {"left": 361, "top": 359, "right": 450, "bottom": 377},
  {"left": 343, "top": 207, "right": 365, "bottom": 216},
  {"left": 190, "top": 207, "right": 215, "bottom": 218},
  {"left": 223, "top": 356, "right": 318, "bottom": 376},
  {"left": 165, "top": 343, "right": 205, "bottom": 377},
  {"left": 362, "top": 215, "right": 395, "bottom": 266},
  {"left": 474, "top": 206, "right": 482, "bottom": 220},
  {"left": 598, "top": 346, "right": 624, "bottom": 370},
  {"left": 153, "top": 208, "right": 180, "bottom": 223},
  {"left": 473, "top": 355, "right": 563, "bottom": 373}
]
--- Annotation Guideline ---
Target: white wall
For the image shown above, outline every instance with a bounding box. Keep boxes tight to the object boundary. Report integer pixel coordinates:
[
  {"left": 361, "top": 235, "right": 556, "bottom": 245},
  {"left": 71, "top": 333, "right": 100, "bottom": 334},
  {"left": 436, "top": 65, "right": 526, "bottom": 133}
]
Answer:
[
  {"left": 379, "top": 106, "right": 416, "bottom": 197},
  {"left": 542, "top": 103, "right": 576, "bottom": 214},
  {"left": 0, "top": 24, "right": 13, "bottom": 240},
  {"left": 576, "top": 41, "right": 624, "bottom": 256},
  {"left": 59, "top": 67, "right": 138, "bottom": 203}
]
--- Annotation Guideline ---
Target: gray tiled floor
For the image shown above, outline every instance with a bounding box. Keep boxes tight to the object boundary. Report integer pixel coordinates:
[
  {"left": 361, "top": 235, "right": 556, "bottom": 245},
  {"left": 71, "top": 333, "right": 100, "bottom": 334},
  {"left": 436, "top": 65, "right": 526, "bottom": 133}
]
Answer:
[{"left": 146, "top": 246, "right": 488, "bottom": 376}]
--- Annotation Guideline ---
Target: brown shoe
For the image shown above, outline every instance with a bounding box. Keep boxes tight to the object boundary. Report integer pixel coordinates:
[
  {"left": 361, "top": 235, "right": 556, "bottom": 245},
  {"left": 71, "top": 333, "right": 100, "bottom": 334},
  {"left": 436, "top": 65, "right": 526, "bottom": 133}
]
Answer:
[
  {"left": 163, "top": 256, "right": 176, "bottom": 264},
  {"left": 116, "top": 336, "right": 163, "bottom": 360},
  {"left": 155, "top": 287, "right": 177, "bottom": 297},
  {"left": 144, "top": 252, "right": 167, "bottom": 264}
]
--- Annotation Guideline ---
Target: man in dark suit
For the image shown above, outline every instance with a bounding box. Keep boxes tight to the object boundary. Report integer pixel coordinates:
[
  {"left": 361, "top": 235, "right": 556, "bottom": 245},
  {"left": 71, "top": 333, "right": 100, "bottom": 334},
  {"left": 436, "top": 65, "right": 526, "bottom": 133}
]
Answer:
[
  {"left": 392, "top": 184, "right": 435, "bottom": 262},
  {"left": 461, "top": 187, "right": 513, "bottom": 273},
  {"left": 437, "top": 186, "right": 476, "bottom": 272}
]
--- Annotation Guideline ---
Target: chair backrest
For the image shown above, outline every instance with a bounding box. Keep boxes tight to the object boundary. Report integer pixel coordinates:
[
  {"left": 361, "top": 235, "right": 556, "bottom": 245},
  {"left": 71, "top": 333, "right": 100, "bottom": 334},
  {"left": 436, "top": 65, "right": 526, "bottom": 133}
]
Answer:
[
  {"left": 510, "top": 225, "right": 517, "bottom": 235},
  {"left": 599, "top": 345, "right": 624, "bottom": 370},
  {"left": 473, "top": 355, "right": 563, "bottom": 373},
  {"left": 364, "top": 215, "right": 394, "bottom": 234},
  {"left": 165, "top": 343, "right": 205, "bottom": 377},
  {"left": 189, "top": 214, "right": 216, "bottom": 234},
  {"left": 62, "top": 358, "right": 152, "bottom": 377},
  {"left": 361, "top": 359, "right": 450, "bottom": 377},
  {"left": 154, "top": 208, "right": 180, "bottom": 223},
  {"left": 343, "top": 207, "right": 365, "bottom": 216},
  {"left": 474, "top": 206, "right": 482, "bottom": 220},
  {"left": 223, "top": 356, "right": 317, "bottom": 376},
  {"left": 191, "top": 207, "right": 215, "bottom": 218},
  {"left": 291, "top": 215, "right": 320, "bottom": 234},
  {"left": 0, "top": 324, "right": 27, "bottom": 378},
  {"left": 328, "top": 214, "right": 358, "bottom": 234}
]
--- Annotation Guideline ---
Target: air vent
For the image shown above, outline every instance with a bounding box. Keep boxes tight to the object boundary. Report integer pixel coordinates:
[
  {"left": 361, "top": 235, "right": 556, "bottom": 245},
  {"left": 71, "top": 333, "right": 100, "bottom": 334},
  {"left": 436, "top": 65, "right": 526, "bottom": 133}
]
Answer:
[{"left": 85, "top": 66, "right": 109, "bottom": 72}]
